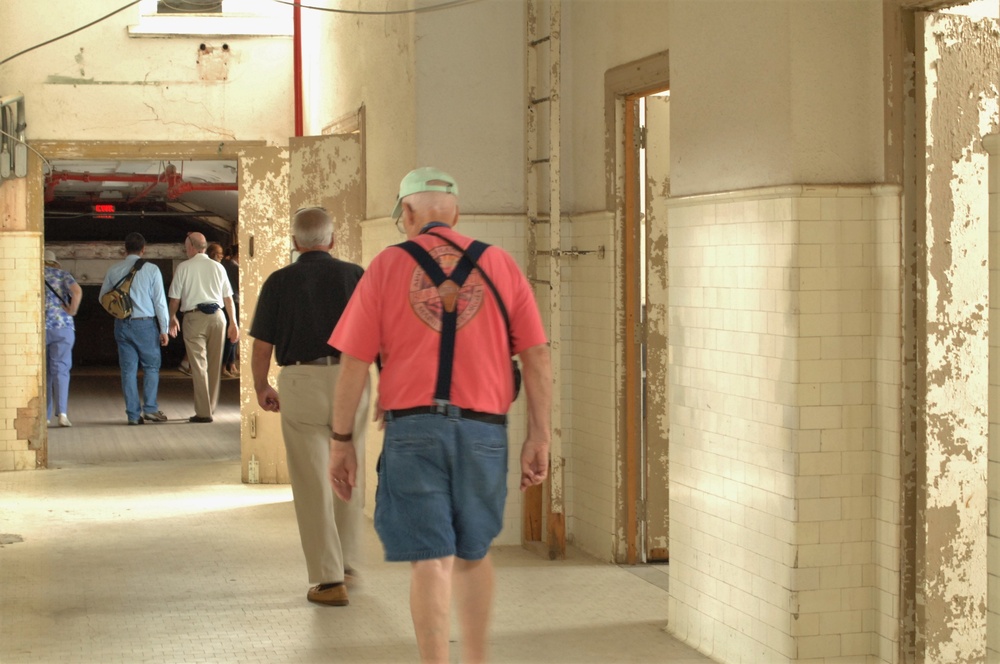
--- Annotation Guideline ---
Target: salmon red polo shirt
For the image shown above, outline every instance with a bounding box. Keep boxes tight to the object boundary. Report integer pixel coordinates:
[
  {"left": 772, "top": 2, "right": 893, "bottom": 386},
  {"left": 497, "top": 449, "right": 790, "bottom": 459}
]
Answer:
[{"left": 329, "top": 226, "right": 547, "bottom": 415}]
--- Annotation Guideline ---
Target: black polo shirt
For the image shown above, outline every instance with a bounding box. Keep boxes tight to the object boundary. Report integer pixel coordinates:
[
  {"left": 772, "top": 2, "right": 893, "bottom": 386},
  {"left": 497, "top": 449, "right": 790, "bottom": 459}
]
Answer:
[{"left": 249, "top": 251, "right": 364, "bottom": 366}]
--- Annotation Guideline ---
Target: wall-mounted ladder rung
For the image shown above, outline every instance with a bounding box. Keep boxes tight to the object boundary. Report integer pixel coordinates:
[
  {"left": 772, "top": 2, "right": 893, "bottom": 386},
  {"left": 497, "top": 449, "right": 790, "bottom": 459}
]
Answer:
[{"left": 525, "top": 0, "right": 565, "bottom": 559}]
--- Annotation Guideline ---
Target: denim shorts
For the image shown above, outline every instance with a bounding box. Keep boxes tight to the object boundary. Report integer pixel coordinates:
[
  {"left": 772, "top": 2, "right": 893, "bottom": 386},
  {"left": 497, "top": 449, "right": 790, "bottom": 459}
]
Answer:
[{"left": 374, "top": 413, "right": 508, "bottom": 562}]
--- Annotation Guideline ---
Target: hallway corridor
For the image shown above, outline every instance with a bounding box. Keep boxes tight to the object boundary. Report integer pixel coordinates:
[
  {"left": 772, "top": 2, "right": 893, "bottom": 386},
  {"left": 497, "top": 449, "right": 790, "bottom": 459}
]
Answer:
[{"left": 0, "top": 373, "right": 709, "bottom": 663}]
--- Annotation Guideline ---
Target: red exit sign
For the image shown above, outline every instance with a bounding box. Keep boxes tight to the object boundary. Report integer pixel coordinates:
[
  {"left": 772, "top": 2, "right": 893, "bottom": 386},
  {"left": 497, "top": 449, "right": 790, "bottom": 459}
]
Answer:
[{"left": 93, "top": 204, "right": 115, "bottom": 219}]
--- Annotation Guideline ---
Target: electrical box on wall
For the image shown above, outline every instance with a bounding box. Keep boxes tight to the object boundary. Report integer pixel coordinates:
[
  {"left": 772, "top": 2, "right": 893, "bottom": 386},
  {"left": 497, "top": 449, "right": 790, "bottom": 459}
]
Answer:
[
  {"left": 0, "top": 93, "right": 27, "bottom": 182},
  {"left": 197, "top": 43, "right": 230, "bottom": 82}
]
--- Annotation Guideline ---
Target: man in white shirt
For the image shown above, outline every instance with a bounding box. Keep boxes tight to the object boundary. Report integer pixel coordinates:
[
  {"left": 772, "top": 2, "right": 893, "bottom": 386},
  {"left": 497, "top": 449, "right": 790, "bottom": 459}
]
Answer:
[{"left": 168, "top": 232, "right": 239, "bottom": 423}]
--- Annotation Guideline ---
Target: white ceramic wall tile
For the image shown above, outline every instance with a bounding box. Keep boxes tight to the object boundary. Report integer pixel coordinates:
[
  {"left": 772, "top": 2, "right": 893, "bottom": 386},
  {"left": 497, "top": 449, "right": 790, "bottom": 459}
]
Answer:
[
  {"left": 665, "top": 185, "right": 902, "bottom": 664},
  {"left": 988, "top": 147, "right": 1000, "bottom": 663}
]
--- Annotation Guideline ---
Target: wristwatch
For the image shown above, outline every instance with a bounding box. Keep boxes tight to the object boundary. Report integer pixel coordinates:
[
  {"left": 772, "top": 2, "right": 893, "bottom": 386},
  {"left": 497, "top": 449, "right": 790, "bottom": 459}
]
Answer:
[{"left": 331, "top": 432, "right": 353, "bottom": 442}]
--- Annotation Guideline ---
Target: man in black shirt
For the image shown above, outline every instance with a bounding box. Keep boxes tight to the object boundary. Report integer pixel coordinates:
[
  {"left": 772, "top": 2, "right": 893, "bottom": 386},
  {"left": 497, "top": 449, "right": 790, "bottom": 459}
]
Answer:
[{"left": 249, "top": 207, "right": 370, "bottom": 607}]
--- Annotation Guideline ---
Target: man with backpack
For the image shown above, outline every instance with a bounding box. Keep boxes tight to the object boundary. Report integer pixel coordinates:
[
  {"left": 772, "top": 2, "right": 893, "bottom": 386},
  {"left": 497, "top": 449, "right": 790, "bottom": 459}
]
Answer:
[
  {"left": 99, "top": 232, "right": 170, "bottom": 426},
  {"left": 328, "top": 167, "right": 552, "bottom": 662}
]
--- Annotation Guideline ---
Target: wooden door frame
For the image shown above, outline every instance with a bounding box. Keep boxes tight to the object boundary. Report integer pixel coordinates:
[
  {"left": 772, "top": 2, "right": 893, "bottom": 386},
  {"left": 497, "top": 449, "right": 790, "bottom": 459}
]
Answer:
[{"left": 605, "top": 52, "right": 668, "bottom": 564}]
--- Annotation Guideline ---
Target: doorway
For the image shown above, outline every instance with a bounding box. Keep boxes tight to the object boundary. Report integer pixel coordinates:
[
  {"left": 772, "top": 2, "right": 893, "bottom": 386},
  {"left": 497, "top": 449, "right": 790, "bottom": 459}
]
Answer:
[
  {"left": 33, "top": 140, "right": 260, "bottom": 466},
  {"left": 622, "top": 89, "right": 670, "bottom": 565},
  {"left": 607, "top": 50, "right": 670, "bottom": 565}
]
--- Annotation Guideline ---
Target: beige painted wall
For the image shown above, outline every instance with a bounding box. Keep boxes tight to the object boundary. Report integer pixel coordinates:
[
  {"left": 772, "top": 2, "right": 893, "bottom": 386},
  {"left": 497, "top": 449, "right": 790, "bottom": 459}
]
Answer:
[
  {"left": 414, "top": 0, "right": 525, "bottom": 215},
  {"left": 0, "top": 0, "right": 293, "bottom": 144},
  {"left": 302, "top": 0, "right": 415, "bottom": 218},
  {"left": 563, "top": 0, "right": 671, "bottom": 213},
  {"left": 667, "top": 1, "right": 884, "bottom": 197}
]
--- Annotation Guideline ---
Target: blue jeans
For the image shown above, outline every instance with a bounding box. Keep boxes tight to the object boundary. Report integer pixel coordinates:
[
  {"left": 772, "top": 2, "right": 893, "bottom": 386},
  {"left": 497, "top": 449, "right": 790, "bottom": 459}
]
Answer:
[
  {"left": 46, "top": 326, "right": 75, "bottom": 419},
  {"left": 113, "top": 318, "right": 162, "bottom": 422},
  {"left": 375, "top": 412, "right": 508, "bottom": 562}
]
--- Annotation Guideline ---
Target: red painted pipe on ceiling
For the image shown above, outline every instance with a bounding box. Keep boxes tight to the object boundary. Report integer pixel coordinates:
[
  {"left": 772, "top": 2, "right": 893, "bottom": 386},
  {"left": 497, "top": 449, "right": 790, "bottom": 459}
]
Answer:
[{"left": 293, "top": 0, "right": 303, "bottom": 137}]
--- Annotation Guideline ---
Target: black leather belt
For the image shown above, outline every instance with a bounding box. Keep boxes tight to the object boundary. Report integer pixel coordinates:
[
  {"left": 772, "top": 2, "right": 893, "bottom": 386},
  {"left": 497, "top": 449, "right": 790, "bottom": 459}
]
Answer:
[
  {"left": 292, "top": 356, "right": 339, "bottom": 366},
  {"left": 389, "top": 406, "right": 506, "bottom": 425}
]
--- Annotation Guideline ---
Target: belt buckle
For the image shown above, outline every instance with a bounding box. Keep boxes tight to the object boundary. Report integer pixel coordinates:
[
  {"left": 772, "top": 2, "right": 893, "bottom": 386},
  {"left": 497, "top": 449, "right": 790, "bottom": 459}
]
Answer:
[{"left": 432, "top": 400, "right": 450, "bottom": 416}]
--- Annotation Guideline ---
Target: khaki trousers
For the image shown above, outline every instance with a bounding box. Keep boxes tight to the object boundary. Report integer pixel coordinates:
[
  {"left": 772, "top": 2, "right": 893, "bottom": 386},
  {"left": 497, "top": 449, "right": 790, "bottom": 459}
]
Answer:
[
  {"left": 182, "top": 309, "right": 225, "bottom": 418},
  {"left": 278, "top": 363, "right": 370, "bottom": 584}
]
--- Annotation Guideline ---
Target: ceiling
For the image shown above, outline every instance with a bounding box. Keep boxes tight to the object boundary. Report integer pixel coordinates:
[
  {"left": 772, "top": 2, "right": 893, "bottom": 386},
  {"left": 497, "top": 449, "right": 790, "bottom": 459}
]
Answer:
[{"left": 44, "top": 159, "right": 239, "bottom": 247}]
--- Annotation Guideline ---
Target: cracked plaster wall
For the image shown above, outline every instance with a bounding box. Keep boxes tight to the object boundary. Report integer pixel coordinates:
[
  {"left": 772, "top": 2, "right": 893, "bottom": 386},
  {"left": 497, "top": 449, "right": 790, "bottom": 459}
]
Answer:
[{"left": 0, "top": 0, "right": 292, "bottom": 144}]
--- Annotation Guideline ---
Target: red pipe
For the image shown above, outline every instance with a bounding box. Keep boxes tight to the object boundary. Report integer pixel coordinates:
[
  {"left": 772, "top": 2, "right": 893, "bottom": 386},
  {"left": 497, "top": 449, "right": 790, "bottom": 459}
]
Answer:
[
  {"left": 45, "top": 171, "right": 238, "bottom": 204},
  {"left": 293, "top": 0, "right": 303, "bottom": 137}
]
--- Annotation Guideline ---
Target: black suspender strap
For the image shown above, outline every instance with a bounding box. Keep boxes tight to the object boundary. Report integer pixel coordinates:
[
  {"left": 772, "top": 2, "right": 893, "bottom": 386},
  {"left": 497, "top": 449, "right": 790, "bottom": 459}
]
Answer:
[
  {"left": 426, "top": 232, "right": 523, "bottom": 402},
  {"left": 425, "top": 232, "right": 514, "bottom": 354},
  {"left": 396, "top": 239, "right": 489, "bottom": 405}
]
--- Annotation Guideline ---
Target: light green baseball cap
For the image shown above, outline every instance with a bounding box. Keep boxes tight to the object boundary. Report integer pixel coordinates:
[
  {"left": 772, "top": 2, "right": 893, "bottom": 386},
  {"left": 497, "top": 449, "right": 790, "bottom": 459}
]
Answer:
[{"left": 391, "top": 167, "right": 459, "bottom": 220}]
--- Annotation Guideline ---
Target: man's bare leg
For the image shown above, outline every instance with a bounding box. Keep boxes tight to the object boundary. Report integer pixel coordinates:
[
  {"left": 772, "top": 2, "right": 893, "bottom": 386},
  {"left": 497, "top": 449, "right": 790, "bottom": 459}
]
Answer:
[
  {"left": 411, "top": 557, "right": 454, "bottom": 663},
  {"left": 453, "top": 554, "right": 495, "bottom": 663}
]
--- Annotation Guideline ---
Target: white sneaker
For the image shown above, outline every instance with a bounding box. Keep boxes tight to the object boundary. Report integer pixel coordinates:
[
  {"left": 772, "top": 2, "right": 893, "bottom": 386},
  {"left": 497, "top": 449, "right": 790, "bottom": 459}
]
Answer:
[{"left": 57, "top": 413, "right": 72, "bottom": 427}]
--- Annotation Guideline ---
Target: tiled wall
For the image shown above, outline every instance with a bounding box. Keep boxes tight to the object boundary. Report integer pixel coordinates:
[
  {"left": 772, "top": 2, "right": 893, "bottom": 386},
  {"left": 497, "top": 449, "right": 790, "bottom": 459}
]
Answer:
[
  {"left": 0, "top": 232, "right": 45, "bottom": 471},
  {"left": 987, "top": 137, "right": 1000, "bottom": 662},
  {"left": 871, "top": 193, "right": 902, "bottom": 664},
  {"left": 665, "top": 185, "right": 901, "bottom": 664},
  {"left": 562, "top": 212, "right": 618, "bottom": 559}
]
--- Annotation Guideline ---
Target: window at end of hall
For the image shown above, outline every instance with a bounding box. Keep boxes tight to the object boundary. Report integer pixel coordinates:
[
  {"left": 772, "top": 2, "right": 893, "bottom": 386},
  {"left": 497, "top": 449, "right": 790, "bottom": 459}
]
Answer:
[{"left": 130, "top": 0, "right": 293, "bottom": 37}]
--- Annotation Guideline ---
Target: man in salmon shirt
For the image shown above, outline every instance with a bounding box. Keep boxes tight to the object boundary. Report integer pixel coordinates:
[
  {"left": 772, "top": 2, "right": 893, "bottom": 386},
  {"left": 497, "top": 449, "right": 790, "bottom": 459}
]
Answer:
[{"left": 328, "top": 167, "right": 552, "bottom": 663}]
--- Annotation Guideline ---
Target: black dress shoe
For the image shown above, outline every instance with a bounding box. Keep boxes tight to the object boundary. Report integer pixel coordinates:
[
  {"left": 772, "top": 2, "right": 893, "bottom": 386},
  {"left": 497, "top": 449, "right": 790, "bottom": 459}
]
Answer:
[{"left": 189, "top": 416, "right": 213, "bottom": 423}]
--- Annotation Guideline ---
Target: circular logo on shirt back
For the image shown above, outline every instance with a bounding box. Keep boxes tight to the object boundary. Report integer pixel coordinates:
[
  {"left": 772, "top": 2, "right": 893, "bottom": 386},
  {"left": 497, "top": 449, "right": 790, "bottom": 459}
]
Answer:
[{"left": 409, "top": 245, "right": 485, "bottom": 332}]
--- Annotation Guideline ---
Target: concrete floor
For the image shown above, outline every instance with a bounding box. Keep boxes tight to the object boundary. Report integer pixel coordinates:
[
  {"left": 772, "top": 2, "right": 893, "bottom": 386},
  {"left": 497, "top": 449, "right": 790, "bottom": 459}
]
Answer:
[{"left": 0, "top": 372, "right": 710, "bottom": 664}]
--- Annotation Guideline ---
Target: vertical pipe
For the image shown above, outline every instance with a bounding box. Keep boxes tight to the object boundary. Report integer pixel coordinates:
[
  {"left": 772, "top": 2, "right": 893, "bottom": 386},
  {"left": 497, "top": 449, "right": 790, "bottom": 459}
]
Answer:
[{"left": 293, "top": 0, "right": 303, "bottom": 137}]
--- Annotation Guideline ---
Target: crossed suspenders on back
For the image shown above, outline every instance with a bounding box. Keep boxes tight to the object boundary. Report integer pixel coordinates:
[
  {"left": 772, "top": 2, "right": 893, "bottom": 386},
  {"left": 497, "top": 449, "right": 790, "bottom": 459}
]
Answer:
[{"left": 395, "top": 224, "right": 520, "bottom": 411}]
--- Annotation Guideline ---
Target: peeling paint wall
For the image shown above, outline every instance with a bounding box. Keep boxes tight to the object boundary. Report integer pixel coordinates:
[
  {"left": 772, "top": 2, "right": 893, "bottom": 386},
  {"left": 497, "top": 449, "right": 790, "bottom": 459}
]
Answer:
[
  {"left": 238, "top": 146, "right": 289, "bottom": 484},
  {"left": 914, "top": 12, "right": 999, "bottom": 663},
  {"left": 645, "top": 95, "right": 671, "bottom": 558},
  {"left": 288, "top": 135, "right": 363, "bottom": 265}
]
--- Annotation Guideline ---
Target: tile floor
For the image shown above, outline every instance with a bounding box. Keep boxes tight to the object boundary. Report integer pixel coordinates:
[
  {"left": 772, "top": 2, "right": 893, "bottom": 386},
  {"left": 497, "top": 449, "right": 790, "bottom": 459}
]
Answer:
[{"left": 0, "top": 372, "right": 710, "bottom": 663}]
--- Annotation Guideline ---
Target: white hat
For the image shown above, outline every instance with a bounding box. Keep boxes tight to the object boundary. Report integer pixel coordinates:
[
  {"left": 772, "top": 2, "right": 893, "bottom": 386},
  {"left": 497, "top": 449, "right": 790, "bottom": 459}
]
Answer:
[{"left": 44, "top": 250, "right": 59, "bottom": 265}]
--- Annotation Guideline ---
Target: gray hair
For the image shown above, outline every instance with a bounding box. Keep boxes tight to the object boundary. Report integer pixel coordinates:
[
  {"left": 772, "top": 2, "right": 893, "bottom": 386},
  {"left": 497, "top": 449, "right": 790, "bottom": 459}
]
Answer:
[{"left": 292, "top": 207, "right": 334, "bottom": 248}]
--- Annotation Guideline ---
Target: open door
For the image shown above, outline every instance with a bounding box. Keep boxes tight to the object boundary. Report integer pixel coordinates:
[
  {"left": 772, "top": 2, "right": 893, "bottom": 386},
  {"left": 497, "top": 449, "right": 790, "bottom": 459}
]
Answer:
[
  {"left": 237, "top": 134, "right": 363, "bottom": 484},
  {"left": 643, "top": 93, "right": 670, "bottom": 562}
]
